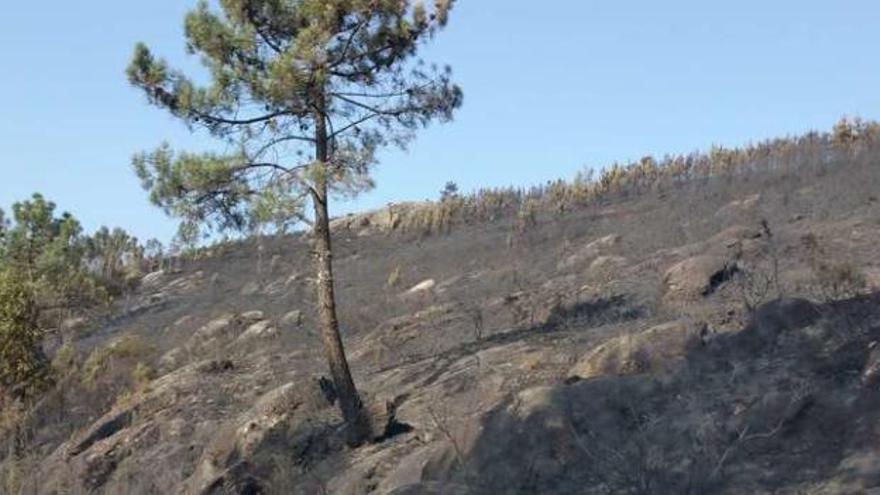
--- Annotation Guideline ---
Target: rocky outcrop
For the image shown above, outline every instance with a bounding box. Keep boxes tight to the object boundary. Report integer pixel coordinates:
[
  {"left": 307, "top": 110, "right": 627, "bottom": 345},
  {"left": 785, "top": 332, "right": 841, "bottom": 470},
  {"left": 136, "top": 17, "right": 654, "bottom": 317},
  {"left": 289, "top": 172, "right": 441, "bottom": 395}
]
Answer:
[
  {"left": 558, "top": 234, "right": 621, "bottom": 270},
  {"left": 189, "top": 381, "right": 336, "bottom": 494},
  {"left": 35, "top": 359, "right": 337, "bottom": 495},
  {"left": 235, "top": 320, "right": 279, "bottom": 343},
  {"left": 330, "top": 202, "right": 432, "bottom": 235},
  {"left": 663, "top": 255, "right": 738, "bottom": 300},
  {"left": 568, "top": 321, "right": 703, "bottom": 379}
]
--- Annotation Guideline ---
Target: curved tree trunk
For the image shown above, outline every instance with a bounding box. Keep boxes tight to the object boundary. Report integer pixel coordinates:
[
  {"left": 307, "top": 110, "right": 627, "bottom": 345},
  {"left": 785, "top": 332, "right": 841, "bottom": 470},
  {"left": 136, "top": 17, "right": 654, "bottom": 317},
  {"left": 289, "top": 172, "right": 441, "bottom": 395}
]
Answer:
[{"left": 311, "top": 99, "right": 371, "bottom": 447}]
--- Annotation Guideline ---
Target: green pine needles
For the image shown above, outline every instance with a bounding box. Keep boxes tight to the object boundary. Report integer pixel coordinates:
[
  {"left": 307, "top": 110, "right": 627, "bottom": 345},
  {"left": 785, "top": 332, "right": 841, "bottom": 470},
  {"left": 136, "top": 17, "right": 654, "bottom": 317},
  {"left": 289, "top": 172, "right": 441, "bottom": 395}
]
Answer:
[
  {"left": 127, "top": 0, "right": 463, "bottom": 237},
  {"left": 127, "top": 0, "right": 463, "bottom": 445}
]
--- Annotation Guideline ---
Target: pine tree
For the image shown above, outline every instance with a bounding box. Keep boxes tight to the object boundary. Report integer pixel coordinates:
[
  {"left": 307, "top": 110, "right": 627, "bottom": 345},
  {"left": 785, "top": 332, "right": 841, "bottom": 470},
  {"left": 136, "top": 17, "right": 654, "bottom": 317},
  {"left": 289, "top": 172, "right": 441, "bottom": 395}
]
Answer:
[
  {"left": 127, "top": 0, "right": 462, "bottom": 445},
  {"left": 440, "top": 181, "right": 459, "bottom": 202},
  {"left": 0, "top": 194, "right": 107, "bottom": 402},
  {"left": 86, "top": 226, "right": 142, "bottom": 294},
  {"left": 0, "top": 268, "right": 51, "bottom": 401},
  {"left": 4, "top": 195, "right": 104, "bottom": 310}
]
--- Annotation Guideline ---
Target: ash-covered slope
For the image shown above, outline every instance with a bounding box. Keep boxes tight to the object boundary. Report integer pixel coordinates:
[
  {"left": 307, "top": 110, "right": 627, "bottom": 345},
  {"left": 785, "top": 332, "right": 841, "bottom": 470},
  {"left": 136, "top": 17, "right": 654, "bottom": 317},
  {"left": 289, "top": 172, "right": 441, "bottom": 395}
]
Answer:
[{"left": 12, "top": 150, "right": 880, "bottom": 494}]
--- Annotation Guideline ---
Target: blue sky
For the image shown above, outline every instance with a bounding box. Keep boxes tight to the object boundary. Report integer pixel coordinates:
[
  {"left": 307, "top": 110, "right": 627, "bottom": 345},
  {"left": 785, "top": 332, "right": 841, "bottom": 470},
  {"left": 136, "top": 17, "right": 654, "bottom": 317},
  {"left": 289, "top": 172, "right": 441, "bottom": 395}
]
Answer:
[{"left": 1, "top": 1, "right": 878, "bottom": 243}]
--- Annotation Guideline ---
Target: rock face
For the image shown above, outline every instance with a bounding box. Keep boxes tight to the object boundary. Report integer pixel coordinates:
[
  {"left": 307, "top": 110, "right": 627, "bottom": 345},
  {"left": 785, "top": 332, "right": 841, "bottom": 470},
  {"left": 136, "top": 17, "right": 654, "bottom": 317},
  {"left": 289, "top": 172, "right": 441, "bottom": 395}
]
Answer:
[
  {"left": 189, "top": 381, "right": 335, "bottom": 494},
  {"left": 568, "top": 321, "right": 702, "bottom": 379},
  {"left": 35, "top": 361, "right": 336, "bottom": 495}
]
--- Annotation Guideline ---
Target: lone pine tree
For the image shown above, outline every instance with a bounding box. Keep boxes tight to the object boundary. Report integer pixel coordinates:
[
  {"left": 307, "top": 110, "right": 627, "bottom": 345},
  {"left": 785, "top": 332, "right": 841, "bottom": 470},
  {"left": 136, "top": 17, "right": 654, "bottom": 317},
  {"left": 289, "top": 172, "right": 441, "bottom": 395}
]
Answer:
[{"left": 126, "top": 0, "right": 462, "bottom": 445}]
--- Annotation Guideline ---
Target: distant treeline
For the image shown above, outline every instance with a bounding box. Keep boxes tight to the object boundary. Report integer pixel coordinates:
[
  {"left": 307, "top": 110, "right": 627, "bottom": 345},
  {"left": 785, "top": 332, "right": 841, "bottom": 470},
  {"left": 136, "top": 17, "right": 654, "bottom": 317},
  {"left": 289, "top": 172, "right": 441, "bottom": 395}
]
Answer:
[{"left": 396, "top": 117, "right": 880, "bottom": 234}]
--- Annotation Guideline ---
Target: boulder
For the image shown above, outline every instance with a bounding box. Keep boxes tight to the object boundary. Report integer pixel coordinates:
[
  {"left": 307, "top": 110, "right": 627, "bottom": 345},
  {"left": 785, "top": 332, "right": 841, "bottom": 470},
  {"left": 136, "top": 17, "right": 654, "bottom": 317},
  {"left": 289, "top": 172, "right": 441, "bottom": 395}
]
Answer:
[
  {"left": 190, "top": 381, "right": 334, "bottom": 494},
  {"left": 406, "top": 279, "right": 436, "bottom": 295},
  {"left": 663, "top": 254, "right": 738, "bottom": 299},
  {"left": 236, "top": 320, "right": 278, "bottom": 342},
  {"left": 191, "top": 315, "right": 236, "bottom": 342},
  {"left": 187, "top": 315, "right": 240, "bottom": 354},
  {"left": 141, "top": 270, "right": 165, "bottom": 289},
  {"left": 568, "top": 321, "right": 702, "bottom": 379},
  {"left": 164, "top": 271, "right": 204, "bottom": 293},
  {"left": 558, "top": 234, "right": 621, "bottom": 270},
  {"left": 330, "top": 202, "right": 429, "bottom": 234},
  {"left": 239, "top": 310, "right": 265, "bottom": 323}
]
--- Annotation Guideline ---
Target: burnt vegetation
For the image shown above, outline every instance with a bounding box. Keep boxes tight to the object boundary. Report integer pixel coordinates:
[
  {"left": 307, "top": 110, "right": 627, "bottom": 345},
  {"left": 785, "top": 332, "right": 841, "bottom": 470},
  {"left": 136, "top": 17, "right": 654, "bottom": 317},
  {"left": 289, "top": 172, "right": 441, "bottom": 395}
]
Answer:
[{"left": 2, "top": 118, "right": 880, "bottom": 493}]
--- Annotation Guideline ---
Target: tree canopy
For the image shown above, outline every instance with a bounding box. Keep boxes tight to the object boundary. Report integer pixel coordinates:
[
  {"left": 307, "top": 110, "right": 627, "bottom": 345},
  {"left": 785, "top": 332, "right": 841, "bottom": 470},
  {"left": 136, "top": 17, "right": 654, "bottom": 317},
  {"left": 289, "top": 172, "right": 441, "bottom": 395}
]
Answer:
[
  {"left": 0, "top": 194, "right": 155, "bottom": 401},
  {"left": 128, "top": 0, "right": 462, "bottom": 236}
]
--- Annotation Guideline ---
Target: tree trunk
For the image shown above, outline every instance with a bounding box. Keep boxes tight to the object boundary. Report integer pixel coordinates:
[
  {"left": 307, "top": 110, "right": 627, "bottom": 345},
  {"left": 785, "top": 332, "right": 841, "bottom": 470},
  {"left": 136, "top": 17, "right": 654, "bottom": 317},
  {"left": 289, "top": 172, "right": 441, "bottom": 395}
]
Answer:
[{"left": 311, "top": 98, "right": 371, "bottom": 447}]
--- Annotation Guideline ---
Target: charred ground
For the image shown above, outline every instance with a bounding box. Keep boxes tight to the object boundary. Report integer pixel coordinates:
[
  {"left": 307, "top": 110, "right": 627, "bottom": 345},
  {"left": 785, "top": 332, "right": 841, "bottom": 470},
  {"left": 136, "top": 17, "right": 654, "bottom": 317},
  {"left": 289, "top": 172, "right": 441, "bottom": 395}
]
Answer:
[{"left": 5, "top": 125, "right": 880, "bottom": 494}]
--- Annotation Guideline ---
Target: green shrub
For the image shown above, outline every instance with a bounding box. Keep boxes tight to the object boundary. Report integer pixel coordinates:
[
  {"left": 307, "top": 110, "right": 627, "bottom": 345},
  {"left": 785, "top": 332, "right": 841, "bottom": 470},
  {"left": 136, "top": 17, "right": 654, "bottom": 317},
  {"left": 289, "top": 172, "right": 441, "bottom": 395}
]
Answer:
[{"left": 0, "top": 270, "right": 53, "bottom": 401}]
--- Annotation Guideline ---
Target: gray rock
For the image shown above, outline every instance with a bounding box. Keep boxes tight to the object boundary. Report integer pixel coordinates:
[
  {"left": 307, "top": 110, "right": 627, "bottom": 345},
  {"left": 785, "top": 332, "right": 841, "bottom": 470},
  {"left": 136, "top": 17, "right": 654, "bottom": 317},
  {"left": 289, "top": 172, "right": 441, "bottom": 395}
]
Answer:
[
  {"left": 569, "top": 321, "right": 702, "bottom": 379},
  {"left": 664, "top": 254, "right": 737, "bottom": 300},
  {"left": 236, "top": 320, "right": 278, "bottom": 342},
  {"left": 558, "top": 234, "right": 621, "bottom": 270}
]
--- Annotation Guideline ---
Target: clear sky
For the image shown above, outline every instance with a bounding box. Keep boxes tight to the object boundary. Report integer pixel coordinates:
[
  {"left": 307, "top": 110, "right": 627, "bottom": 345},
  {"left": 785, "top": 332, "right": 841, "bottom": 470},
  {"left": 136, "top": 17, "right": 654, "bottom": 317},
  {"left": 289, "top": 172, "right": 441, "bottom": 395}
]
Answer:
[{"left": 1, "top": 1, "right": 878, "bottom": 243}]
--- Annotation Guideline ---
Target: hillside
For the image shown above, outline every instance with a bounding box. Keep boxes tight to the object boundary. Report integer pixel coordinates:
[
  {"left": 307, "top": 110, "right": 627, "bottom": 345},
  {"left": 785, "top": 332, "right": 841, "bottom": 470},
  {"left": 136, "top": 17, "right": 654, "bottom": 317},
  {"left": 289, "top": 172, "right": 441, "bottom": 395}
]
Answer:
[{"left": 5, "top": 125, "right": 880, "bottom": 494}]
